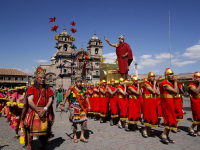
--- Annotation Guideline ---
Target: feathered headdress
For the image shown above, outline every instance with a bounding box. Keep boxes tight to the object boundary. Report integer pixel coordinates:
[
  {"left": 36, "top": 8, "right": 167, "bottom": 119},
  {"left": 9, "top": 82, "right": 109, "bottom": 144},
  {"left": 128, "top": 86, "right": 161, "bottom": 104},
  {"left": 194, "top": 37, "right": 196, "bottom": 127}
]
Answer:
[{"left": 35, "top": 67, "right": 46, "bottom": 78}]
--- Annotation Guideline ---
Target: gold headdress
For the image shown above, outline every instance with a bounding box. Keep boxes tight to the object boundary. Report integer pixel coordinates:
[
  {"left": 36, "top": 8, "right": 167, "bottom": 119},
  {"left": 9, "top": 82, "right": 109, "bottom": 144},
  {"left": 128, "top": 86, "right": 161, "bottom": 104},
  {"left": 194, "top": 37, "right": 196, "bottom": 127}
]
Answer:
[
  {"left": 119, "top": 77, "right": 124, "bottom": 84},
  {"left": 165, "top": 68, "right": 174, "bottom": 79},
  {"left": 110, "top": 78, "right": 115, "bottom": 83},
  {"left": 132, "top": 75, "right": 138, "bottom": 81},
  {"left": 148, "top": 72, "right": 155, "bottom": 79},
  {"left": 95, "top": 81, "right": 99, "bottom": 85},
  {"left": 35, "top": 67, "right": 46, "bottom": 78},
  {"left": 194, "top": 71, "right": 200, "bottom": 79}
]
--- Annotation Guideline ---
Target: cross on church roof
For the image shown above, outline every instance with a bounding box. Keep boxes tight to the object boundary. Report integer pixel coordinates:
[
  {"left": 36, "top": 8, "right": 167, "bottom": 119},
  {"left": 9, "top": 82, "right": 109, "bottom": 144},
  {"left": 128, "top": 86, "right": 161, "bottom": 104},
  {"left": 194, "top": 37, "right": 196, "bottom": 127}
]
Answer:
[{"left": 81, "top": 42, "right": 83, "bottom": 48}]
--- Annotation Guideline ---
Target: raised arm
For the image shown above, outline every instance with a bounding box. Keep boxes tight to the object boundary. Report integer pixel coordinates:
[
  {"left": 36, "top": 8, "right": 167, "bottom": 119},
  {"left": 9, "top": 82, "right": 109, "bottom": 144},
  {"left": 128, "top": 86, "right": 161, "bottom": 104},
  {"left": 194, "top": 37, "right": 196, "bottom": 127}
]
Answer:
[
  {"left": 128, "top": 84, "right": 140, "bottom": 95},
  {"left": 104, "top": 36, "right": 117, "bottom": 47},
  {"left": 16, "top": 95, "right": 24, "bottom": 105},
  {"left": 145, "top": 80, "right": 157, "bottom": 94},
  {"left": 188, "top": 79, "right": 200, "bottom": 95},
  {"left": 100, "top": 88, "right": 106, "bottom": 95},
  {"left": 164, "top": 78, "right": 178, "bottom": 94}
]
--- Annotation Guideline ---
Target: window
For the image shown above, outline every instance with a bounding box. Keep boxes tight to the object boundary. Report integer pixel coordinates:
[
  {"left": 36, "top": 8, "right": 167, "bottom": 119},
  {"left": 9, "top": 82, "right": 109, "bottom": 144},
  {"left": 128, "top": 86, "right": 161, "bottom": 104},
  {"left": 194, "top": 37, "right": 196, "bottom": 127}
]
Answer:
[
  {"left": 8, "top": 77, "right": 11, "bottom": 80},
  {"left": 49, "top": 75, "right": 52, "bottom": 80},
  {"left": 15, "top": 77, "right": 18, "bottom": 80},
  {"left": 64, "top": 44, "right": 68, "bottom": 51},
  {"left": 18, "top": 78, "right": 21, "bottom": 81},
  {"left": 11, "top": 77, "right": 14, "bottom": 80},
  {"left": 95, "top": 63, "right": 99, "bottom": 66},
  {"left": 22, "top": 78, "right": 24, "bottom": 81},
  {"left": 95, "top": 48, "right": 98, "bottom": 54},
  {"left": 96, "top": 71, "right": 99, "bottom": 75},
  {"left": 4, "top": 77, "right": 8, "bottom": 80},
  {"left": 64, "top": 69, "right": 67, "bottom": 74},
  {"left": 0, "top": 77, "right": 3, "bottom": 80}
]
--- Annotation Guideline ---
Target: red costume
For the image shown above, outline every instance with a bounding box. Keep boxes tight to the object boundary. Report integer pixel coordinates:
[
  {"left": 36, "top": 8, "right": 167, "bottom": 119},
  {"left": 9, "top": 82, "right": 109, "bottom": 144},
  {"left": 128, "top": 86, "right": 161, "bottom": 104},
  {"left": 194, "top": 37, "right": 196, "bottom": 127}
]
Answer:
[
  {"left": 174, "top": 84, "right": 184, "bottom": 121},
  {"left": 87, "top": 87, "right": 93, "bottom": 114},
  {"left": 157, "top": 94, "right": 163, "bottom": 118},
  {"left": 116, "top": 42, "right": 133, "bottom": 74},
  {"left": 93, "top": 87, "right": 100, "bottom": 115},
  {"left": 99, "top": 86, "right": 109, "bottom": 117},
  {"left": 143, "top": 81, "right": 158, "bottom": 127},
  {"left": 188, "top": 83, "right": 200, "bottom": 125},
  {"left": 117, "top": 85, "right": 128, "bottom": 121},
  {"left": 108, "top": 86, "right": 118, "bottom": 118},
  {"left": 160, "top": 80, "right": 177, "bottom": 130},
  {"left": 128, "top": 84, "right": 140, "bottom": 124}
]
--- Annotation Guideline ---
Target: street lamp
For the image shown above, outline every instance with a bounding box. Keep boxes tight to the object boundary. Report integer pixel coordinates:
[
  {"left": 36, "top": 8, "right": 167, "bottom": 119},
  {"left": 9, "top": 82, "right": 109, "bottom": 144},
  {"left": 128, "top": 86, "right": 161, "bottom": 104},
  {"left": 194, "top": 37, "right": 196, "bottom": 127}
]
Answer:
[
  {"left": 135, "top": 62, "right": 138, "bottom": 70},
  {"left": 135, "top": 62, "right": 138, "bottom": 77}
]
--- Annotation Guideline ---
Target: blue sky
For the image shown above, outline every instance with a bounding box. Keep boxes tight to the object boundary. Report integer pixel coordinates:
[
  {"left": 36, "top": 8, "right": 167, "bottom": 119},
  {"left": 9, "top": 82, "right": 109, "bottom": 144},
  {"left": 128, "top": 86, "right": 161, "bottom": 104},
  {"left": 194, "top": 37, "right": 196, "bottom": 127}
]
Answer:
[{"left": 0, "top": 0, "right": 200, "bottom": 75}]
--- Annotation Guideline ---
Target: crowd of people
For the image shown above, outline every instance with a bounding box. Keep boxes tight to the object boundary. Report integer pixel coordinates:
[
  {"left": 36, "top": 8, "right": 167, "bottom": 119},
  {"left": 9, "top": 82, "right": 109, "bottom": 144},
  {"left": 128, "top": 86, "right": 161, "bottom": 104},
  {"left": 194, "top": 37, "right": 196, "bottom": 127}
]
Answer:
[{"left": 0, "top": 67, "right": 200, "bottom": 150}]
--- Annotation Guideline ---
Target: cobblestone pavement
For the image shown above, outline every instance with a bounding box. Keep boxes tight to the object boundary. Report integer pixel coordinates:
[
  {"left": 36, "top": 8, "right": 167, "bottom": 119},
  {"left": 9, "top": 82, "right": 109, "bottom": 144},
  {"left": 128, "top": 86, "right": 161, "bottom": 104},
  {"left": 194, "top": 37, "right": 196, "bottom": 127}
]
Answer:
[{"left": 0, "top": 103, "right": 200, "bottom": 150}]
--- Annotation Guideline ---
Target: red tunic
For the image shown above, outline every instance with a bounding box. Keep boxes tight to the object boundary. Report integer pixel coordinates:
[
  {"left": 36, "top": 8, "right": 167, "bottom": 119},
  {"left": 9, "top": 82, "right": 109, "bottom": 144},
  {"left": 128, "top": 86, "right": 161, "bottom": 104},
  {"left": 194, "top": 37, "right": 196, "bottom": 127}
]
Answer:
[
  {"left": 143, "top": 81, "right": 158, "bottom": 128},
  {"left": 140, "top": 86, "right": 144, "bottom": 114},
  {"left": 93, "top": 87, "right": 100, "bottom": 115},
  {"left": 188, "top": 83, "right": 200, "bottom": 125},
  {"left": 157, "top": 94, "right": 163, "bottom": 118},
  {"left": 116, "top": 42, "right": 133, "bottom": 74},
  {"left": 160, "top": 80, "right": 177, "bottom": 130},
  {"left": 175, "top": 84, "right": 184, "bottom": 121},
  {"left": 99, "top": 87, "right": 109, "bottom": 117},
  {"left": 108, "top": 86, "right": 118, "bottom": 118},
  {"left": 24, "top": 85, "right": 54, "bottom": 127},
  {"left": 128, "top": 85, "right": 140, "bottom": 124},
  {"left": 117, "top": 85, "right": 128, "bottom": 121},
  {"left": 87, "top": 88, "right": 93, "bottom": 114}
]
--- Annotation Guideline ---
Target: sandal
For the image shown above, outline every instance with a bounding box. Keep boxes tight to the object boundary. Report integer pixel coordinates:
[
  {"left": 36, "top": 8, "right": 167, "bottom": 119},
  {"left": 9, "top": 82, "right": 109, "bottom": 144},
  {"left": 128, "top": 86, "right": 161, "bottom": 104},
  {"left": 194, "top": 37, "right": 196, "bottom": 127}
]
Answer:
[
  {"left": 177, "top": 128, "right": 181, "bottom": 132},
  {"left": 125, "top": 125, "right": 129, "bottom": 132},
  {"left": 142, "top": 130, "right": 148, "bottom": 138},
  {"left": 160, "top": 136, "right": 169, "bottom": 145},
  {"left": 171, "top": 130, "right": 177, "bottom": 133},
  {"left": 168, "top": 138, "right": 175, "bottom": 144},
  {"left": 80, "top": 137, "right": 88, "bottom": 143},
  {"left": 188, "top": 128, "right": 197, "bottom": 137},
  {"left": 118, "top": 124, "right": 122, "bottom": 129},
  {"left": 14, "top": 135, "right": 20, "bottom": 139},
  {"left": 73, "top": 138, "right": 78, "bottom": 143}
]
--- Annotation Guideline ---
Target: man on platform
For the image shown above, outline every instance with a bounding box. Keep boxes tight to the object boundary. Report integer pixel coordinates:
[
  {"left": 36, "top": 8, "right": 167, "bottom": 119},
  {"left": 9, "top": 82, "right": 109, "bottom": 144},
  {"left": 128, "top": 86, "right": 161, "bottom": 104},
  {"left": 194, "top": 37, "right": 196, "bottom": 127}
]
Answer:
[
  {"left": 104, "top": 35, "right": 133, "bottom": 79},
  {"left": 23, "top": 67, "right": 55, "bottom": 150},
  {"left": 160, "top": 68, "right": 178, "bottom": 144},
  {"left": 188, "top": 71, "right": 200, "bottom": 137}
]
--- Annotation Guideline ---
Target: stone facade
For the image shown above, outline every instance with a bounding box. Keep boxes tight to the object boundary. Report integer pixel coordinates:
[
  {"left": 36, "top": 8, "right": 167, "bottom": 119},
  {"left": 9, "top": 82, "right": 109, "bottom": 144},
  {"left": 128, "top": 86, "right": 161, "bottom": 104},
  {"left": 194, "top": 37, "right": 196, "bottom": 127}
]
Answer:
[{"left": 40, "top": 29, "right": 103, "bottom": 89}]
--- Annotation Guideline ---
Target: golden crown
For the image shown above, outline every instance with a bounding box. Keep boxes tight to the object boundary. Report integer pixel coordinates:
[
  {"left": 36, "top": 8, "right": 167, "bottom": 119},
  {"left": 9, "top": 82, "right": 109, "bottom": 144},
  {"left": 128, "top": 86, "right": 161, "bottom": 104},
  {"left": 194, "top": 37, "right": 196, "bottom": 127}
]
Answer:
[
  {"left": 148, "top": 72, "right": 155, "bottom": 78},
  {"left": 132, "top": 75, "right": 138, "bottom": 81},
  {"left": 194, "top": 71, "right": 200, "bottom": 79}
]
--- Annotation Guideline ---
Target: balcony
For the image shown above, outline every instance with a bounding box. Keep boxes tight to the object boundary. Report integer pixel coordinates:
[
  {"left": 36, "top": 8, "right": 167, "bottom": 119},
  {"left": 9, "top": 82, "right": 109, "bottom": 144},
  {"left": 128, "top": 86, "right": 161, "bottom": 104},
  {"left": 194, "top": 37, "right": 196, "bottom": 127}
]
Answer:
[{"left": 0, "top": 80, "right": 26, "bottom": 84}]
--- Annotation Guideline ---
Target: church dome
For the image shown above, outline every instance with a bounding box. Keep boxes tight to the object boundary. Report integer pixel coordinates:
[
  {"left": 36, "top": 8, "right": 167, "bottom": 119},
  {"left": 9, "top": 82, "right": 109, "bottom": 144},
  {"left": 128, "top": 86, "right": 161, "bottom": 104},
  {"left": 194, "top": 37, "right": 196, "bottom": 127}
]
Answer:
[
  {"left": 59, "top": 28, "right": 69, "bottom": 36},
  {"left": 91, "top": 34, "right": 99, "bottom": 40}
]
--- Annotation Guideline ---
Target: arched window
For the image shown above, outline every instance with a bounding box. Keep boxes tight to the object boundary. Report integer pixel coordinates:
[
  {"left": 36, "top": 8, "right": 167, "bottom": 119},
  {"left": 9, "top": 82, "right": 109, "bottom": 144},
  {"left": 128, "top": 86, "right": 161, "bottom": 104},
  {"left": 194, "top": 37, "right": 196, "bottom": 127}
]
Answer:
[
  {"left": 96, "top": 71, "right": 99, "bottom": 75},
  {"left": 95, "top": 48, "right": 98, "bottom": 54},
  {"left": 64, "top": 44, "right": 68, "bottom": 51}
]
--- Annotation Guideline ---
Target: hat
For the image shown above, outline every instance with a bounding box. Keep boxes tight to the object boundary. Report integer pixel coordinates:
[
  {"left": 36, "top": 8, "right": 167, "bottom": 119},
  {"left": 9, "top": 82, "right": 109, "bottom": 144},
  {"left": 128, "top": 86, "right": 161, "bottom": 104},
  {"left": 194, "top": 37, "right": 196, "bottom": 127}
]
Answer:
[
  {"left": 35, "top": 67, "right": 46, "bottom": 78},
  {"left": 102, "top": 79, "right": 106, "bottom": 83},
  {"left": 165, "top": 68, "right": 174, "bottom": 79},
  {"left": 119, "top": 77, "right": 124, "bottom": 84},
  {"left": 194, "top": 71, "right": 200, "bottom": 79},
  {"left": 95, "top": 81, "right": 99, "bottom": 85},
  {"left": 110, "top": 78, "right": 115, "bottom": 83},
  {"left": 143, "top": 78, "right": 148, "bottom": 82},
  {"left": 90, "top": 82, "right": 94, "bottom": 86},
  {"left": 132, "top": 75, "right": 138, "bottom": 81},
  {"left": 148, "top": 72, "right": 155, "bottom": 78}
]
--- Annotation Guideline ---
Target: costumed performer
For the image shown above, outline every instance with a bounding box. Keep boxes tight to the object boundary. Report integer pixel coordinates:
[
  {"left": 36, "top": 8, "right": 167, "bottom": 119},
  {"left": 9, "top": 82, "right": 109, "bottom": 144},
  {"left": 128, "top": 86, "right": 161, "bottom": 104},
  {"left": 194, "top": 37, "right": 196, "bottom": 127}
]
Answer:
[
  {"left": 160, "top": 68, "right": 178, "bottom": 144},
  {"left": 142, "top": 72, "right": 159, "bottom": 138},
  {"left": 188, "top": 71, "right": 200, "bottom": 137},
  {"left": 56, "top": 85, "right": 64, "bottom": 112},
  {"left": 156, "top": 77, "right": 163, "bottom": 127},
  {"left": 93, "top": 81, "right": 100, "bottom": 121},
  {"left": 61, "top": 76, "right": 91, "bottom": 143}
]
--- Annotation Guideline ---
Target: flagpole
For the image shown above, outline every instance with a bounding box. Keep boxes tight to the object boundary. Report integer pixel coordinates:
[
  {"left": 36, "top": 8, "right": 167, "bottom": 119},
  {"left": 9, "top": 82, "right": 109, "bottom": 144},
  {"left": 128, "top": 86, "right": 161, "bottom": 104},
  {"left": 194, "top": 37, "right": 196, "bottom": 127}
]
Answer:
[{"left": 169, "top": 11, "right": 171, "bottom": 69}]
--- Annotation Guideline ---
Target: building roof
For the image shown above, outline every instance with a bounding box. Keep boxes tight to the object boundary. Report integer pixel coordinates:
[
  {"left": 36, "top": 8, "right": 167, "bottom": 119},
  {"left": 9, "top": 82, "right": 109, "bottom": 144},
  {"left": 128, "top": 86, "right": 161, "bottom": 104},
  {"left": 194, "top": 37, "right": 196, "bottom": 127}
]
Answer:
[
  {"left": 0, "top": 68, "right": 32, "bottom": 76},
  {"left": 59, "top": 28, "right": 69, "bottom": 36}
]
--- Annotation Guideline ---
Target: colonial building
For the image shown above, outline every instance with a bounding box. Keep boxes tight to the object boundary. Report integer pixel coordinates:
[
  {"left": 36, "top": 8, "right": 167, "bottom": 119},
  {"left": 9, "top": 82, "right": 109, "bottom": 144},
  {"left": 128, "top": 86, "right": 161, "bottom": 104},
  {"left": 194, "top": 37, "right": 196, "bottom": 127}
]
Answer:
[
  {"left": 0, "top": 68, "right": 32, "bottom": 88},
  {"left": 40, "top": 29, "right": 103, "bottom": 89}
]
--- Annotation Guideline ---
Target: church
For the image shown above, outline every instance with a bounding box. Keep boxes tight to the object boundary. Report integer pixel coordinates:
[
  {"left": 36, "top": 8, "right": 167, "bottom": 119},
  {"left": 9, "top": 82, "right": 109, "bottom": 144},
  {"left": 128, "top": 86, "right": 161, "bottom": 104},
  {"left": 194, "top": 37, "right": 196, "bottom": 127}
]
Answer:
[{"left": 40, "top": 28, "right": 103, "bottom": 89}]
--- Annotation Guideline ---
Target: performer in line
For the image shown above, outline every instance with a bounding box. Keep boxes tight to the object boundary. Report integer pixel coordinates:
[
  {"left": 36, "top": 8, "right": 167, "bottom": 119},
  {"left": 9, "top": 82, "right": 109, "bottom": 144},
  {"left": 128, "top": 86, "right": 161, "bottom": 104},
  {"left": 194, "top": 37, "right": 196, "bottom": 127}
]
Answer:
[
  {"left": 61, "top": 76, "right": 91, "bottom": 143},
  {"left": 127, "top": 75, "right": 141, "bottom": 131},
  {"left": 93, "top": 81, "right": 100, "bottom": 121},
  {"left": 172, "top": 75, "right": 184, "bottom": 133},
  {"left": 107, "top": 78, "right": 118, "bottom": 126},
  {"left": 87, "top": 83, "right": 94, "bottom": 119},
  {"left": 22, "top": 67, "right": 54, "bottom": 150},
  {"left": 140, "top": 78, "right": 147, "bottom": 124},
  {"left": 142, "top": 72, "right": 159, "bottom": 138},
  {"left": 99, "top": 80, "right": 109, "bottom": 123},
  {"left": 104, "top": 35, "right": 133, "bottom": 80},
  {"left": 157, "top": 77, "right": 163, "bottom": 127},
  {"left": 188, "top": 71, "right": 200, "bottom": 137},
  {"left": 117, "top": 77, "right": 128, "bottom": 129},
  {"left": 160, "top": 68, "right": 178, "bottom": 144}
]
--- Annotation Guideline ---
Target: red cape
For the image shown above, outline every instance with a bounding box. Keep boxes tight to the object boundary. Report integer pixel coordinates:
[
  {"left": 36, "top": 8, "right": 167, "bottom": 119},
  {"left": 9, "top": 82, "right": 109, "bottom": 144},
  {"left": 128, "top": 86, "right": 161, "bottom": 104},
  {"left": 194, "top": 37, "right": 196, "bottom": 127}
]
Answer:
[{"left": 116, "top": 42, "right": 133, "bottom": 74}]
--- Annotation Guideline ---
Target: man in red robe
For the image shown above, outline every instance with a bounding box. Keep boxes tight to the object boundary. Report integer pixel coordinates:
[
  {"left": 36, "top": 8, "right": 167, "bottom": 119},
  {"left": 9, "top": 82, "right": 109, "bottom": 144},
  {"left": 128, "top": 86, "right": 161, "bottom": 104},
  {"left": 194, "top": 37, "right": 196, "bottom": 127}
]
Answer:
[
  {"left": 104, "top": 35, "right": 133, "bottom": 79},
  {"left": 22, "top": 67, "right": 54, "bottom": 150}
]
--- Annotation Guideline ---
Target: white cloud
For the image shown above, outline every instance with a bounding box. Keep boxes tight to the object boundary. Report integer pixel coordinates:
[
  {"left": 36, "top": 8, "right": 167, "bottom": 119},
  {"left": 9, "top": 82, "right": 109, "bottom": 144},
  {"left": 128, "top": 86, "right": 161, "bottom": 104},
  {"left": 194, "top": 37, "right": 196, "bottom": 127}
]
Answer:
[
  {"left": 137, "top": 65, "right": 144, "bottom": 69},
  {"left": 155, "top": 53, "right": 173, "bottom": 59},
  {"left": 175, "top": 51, "right": 179, "bottom": 55},
  {"left": 152, "top": 70, "right": 160, "bottom": 74},
  {"left": 12, "top": 68, "right": 21, "bottom": 70},
  {"left": 139, "top": 58, "right": 165, "bottom": 66},
  {"left": 34, "top": 60, "right": 48, "bottom": 63},
  {"left": 172, "top": 58, "right": 197, "bottom": 67},
  {"left": 103, "top": 53, "right": 117, "bottom": 64},
  {"left": 140, "top": 55, "right": 152, "bottom": 59},
  {"left": 182, "top": 45, "right": 200, "bottom": 58}
]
